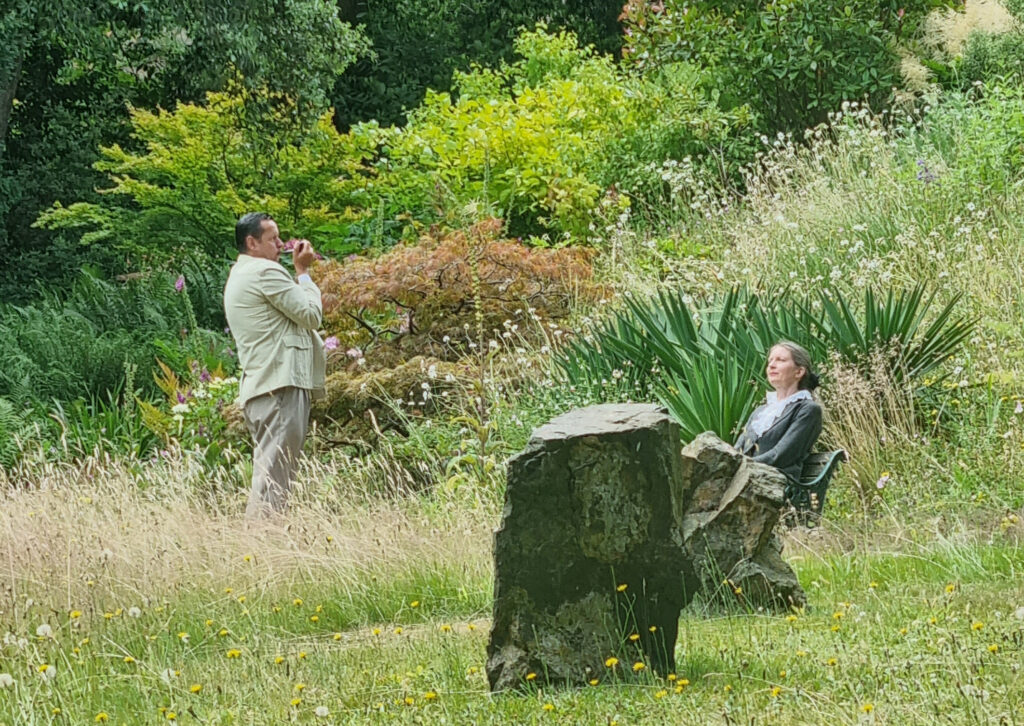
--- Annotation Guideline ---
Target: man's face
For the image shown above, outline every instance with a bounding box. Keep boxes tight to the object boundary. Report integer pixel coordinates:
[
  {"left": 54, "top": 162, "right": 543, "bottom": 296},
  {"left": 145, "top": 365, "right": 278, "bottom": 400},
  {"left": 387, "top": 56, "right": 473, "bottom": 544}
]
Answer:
[{"left": 246, "top": 219, "right": 283, "bottom": 262}]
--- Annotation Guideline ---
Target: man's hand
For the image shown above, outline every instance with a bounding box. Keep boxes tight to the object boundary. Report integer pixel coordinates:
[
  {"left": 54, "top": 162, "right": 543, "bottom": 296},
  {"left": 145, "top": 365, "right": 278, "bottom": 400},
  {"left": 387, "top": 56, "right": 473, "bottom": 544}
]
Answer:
[{"left": 292, "top": 239, "right": 316, "bottom": 277}]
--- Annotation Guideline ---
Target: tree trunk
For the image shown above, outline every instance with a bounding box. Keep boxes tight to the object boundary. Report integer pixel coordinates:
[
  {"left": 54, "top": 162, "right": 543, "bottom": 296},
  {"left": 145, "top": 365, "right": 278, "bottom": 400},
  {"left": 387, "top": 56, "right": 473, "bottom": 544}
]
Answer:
[{"left": 0, "top": 52, "right": 25, "bottom": 163}]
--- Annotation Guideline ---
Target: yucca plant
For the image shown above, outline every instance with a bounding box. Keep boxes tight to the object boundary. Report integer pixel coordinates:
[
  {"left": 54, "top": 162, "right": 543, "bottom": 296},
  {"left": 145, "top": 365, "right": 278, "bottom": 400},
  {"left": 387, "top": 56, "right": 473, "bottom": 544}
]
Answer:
[
  {"left": 552, "top": 283, "right": 974, "bottom": 442},
  {"left": 810, "top": 285, "right": 976, "bottom": 384}
]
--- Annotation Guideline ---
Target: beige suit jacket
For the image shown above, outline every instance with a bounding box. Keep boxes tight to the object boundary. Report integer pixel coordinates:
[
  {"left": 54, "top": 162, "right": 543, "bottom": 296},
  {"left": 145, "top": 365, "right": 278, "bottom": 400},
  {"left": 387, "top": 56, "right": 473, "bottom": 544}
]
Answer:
[{"left": 223, "top": 254, "right": 326, "bottom": 407}]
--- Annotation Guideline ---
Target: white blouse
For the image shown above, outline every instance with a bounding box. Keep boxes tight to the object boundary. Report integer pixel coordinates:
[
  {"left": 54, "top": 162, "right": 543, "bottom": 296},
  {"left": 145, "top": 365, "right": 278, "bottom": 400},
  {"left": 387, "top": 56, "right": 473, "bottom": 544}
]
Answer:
[{"left": 745, "top": 390, "right": 812, "bottom": 438}]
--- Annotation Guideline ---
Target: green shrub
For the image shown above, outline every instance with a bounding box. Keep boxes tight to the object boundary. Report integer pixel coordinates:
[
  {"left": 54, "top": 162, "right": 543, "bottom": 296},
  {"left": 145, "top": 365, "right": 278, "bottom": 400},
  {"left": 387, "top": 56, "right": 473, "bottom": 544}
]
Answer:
[
  {"left": 35, "top": 86, "right": 383, "bottom": 262},
  {"left": 960, "top": 30, "right": 1024, "bottom": 85},
  {"left": 620, "top": 0, "right": 958, "bottom": 134},
  {"left": 376, "top": 26, "right": 748, "bottom": 241},
  {"left": 332, "top": 0, "right": 624, "bottom": 129},
  {"left": 0, "top": 270, "right": 235, "bottom": 409}
]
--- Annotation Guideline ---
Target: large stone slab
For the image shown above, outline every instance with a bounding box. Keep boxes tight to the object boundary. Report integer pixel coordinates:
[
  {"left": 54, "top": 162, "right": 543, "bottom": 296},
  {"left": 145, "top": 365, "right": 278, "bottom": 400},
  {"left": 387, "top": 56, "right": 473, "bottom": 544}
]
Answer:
[
  {"left": 681, "top": 433, "right": 807, "bottom": 610},
  {"left": 486, "top": 404, "right": 699, "bottom": 691}
]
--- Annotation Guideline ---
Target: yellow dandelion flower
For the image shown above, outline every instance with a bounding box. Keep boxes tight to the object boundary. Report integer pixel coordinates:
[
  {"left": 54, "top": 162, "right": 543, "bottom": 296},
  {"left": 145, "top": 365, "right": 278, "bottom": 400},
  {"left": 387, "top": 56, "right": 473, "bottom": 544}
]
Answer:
[
  {"left": 628, "top": 633, "right": 640, "bottom": 642},
  {"left": 166, "top": 712, "right": 177, "bottom": 721},
  {"left": 52, "top": 708, "right": 61, "bottom": 715},
  {"left": 723, "top": 684, "right": 732, "bottom": 693},
  {"left": 326, "top": 535, "right": 334, "bottom": 543},
  {"left": 410, "top": 600, "right": 420, "bottom": 608},
  {"left": 654, "top": 690, "right": 667, "bottom": 699},
  {"left": 272, "top": 606, "right": 281, "bottom": 613},
  {"left": 605, "top": 657, "right": 619, "bottom": 668},
  {"left": 274, "top": 655, "right": 285, "bottom": 664},
  {"left": 70, "top": 610, "right": 82, "bottom": 619},
  {"left": 404, "top": 697, "right": 415, "bottom": 706},
  {"left": 827, "top": 658, "right": 838, "bottom": 666},
  {"left": 315, "top": 604, "right": 323, "bottom": 613},
  {"left": 616, "top": 584, "right": 628, "bottom": 592},
  {"left": 467, "top": 666, "right": 479, "bottom": 675},
  {"left": 237, "top": 596, "right": 246, "bottom": 604},
  {"left": 869, "top": 582, "right": 878, "bottom": 589},
  {"left": 310, "top": 615, "right": 319, "bottom": 623},
  {"left": 542, "top": 702, "right": 554, "bottom": 711},
  {"left": 526, "top": 672, "right": 537, "bottom": 681},
  {"left": 589, "top": 678, "right": 599, "bottom": 686},
  {"left": 123, "top": 656, "right": 135, "bottom": 664},
  {"left": 243, "top": 554, "right": 251, "bottom": 562},
  {"left": 667, "top": 674, "right": 677, "bottom": 681},
  {"left": 226, "top": 649, "right": 241, "bottom": 658},
  {"left": 786, "top": 615, "right": 798, "bottom": 623},
  {"left": 190, "top": 684, "right": 202, "bottom": 694},
  {"left": 423, "top": 692, "right": 437, "bottom": 701},
  {"left": 393, "top": 627, "right": 403, "bottom": 635},
  {"left": 929, "top": 617, "right": 938, "bottom": 625},
  {"left": 972, "top": 621, "right": 985, "bottom": 631},
  {"left": 95, "top": 714, "right": 109, "bottom": 723},
  {"left": 218, "top": 628, "right": 229, "bottom": 637},
  {"left": 224, "top": 587, "right": 233, "bottom": 594},
  {"left": 832, "top": 611, "right": 844, "bottom": 620},
  {"left": 679, "top": 678, "right": 690, "bottom": 686},
  {"left": 333, "top": 632, "right": 342, "bottom": 641},
  {"left": 648, "top": 625, "right": 657, "bottom": 633},
  {"left": 771, "top": 686, "right": 782, "bottom": 698},
  {"left": 796, "top": 650, "right": 808, "bottom": 657},
  {"left": 831, "top": 624, "right": 841, "bottom": 632},
  {"left": 899, "top": 627, "right": 908, "bottom": 635},
  {"left": 294, "top": 683, "right": 306, "bottom": 692},
  {"left": 103, "top": 612, "right": 113, "bottom": 620},
  {"left": 372, "top": 627, "right": 381, "bottom": 636},
  {"left": 988, "top": 644, "right": 999, "bottom": 653},
  {"left": 467, "top": 623, "right": 477, "bottom": 631},
  {"left": 733, "top": 587, "right": 742, "bottom": 595},
  {"left": 862, "top": 703, "right": 874, "bottom": 713},
  {"left": 440, "top": 624, "right": 452, "bottom": 632},
  {"left": 945, "top": 584, "right": 956, "bottom": 594},
  {"left": 298, "top": 651, "right": 307, "bottom": 659},
  {"left": 779, "top": 670, "right": 787, "bottom": 679},
  {"left": 293, "top": 598, "right": 303, "bottom": 607},
  {"left": 632, "top": 662, "right": 646, "bottom": 672},
  {"left": 290, "top": 698, "right": 301, "bottom": 707}
]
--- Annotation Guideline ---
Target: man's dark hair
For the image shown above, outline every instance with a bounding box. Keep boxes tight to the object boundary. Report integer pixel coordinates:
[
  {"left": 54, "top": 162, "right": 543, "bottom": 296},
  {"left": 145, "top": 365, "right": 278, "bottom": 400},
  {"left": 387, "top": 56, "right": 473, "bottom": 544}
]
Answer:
[{"left": 235, "top": 212, "right": 273, "bottom": 253}]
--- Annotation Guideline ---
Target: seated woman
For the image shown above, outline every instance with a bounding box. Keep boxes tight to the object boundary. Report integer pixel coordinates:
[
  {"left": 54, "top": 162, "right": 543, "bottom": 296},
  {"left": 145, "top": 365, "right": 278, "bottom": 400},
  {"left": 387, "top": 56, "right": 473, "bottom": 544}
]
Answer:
[{"left": 735, "top": 341, "right": 822, "bottom": 483}]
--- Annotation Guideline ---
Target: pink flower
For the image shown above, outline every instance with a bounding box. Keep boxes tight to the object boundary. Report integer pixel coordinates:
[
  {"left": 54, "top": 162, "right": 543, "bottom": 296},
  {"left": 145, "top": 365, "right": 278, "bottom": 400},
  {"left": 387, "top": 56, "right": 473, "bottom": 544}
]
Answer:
[
  {"left": 174, "top": 275, "right": 185, "bottom": 292},
  {"left": 345, "top": 347, "right": 362, "bottom": 359},
  {"left": 323, "top": 336, "right": 340, "bottom": 351}
]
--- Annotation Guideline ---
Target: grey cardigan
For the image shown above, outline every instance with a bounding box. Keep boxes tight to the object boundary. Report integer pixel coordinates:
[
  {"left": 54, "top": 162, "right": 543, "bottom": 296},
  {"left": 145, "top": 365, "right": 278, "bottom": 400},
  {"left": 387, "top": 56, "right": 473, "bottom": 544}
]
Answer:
[{"left": 734, "top": 397, "right": 823, "bottom": 483}]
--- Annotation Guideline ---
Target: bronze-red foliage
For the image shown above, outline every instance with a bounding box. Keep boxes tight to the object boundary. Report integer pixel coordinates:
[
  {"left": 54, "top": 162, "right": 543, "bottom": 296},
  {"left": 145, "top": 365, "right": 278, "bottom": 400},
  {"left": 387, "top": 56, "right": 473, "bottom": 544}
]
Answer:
[{"left": 319, "top": 219, "right": 604, "bottom": 347}]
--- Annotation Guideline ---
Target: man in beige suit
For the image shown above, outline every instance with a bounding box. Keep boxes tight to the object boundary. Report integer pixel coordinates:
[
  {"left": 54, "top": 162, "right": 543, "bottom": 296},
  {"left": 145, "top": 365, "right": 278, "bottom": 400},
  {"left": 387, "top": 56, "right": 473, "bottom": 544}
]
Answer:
[{"left": 223, "top": 212, "right": 326, "bottom": 518}]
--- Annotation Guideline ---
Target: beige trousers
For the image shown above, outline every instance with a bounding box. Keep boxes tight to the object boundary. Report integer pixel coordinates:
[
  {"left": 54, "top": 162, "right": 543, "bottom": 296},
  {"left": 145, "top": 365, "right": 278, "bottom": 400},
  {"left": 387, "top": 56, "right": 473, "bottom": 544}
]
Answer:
[{"left": 243, "top": 387, "right": 310, "bottom": 518}]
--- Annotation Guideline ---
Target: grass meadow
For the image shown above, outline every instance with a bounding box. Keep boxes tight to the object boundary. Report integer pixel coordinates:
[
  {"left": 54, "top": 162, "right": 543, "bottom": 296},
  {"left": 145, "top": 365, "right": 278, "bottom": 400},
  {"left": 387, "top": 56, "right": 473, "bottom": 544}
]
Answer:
[{"left": 1, "top": 461, "right": 1022, "bottom": 725}]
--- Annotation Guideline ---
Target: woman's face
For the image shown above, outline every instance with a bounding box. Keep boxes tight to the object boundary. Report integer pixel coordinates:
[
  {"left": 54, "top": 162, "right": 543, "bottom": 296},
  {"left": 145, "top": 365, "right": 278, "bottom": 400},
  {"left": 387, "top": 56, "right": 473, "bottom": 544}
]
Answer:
[{"left": 766, "top": 346, "right": 805, "bottom": 392}]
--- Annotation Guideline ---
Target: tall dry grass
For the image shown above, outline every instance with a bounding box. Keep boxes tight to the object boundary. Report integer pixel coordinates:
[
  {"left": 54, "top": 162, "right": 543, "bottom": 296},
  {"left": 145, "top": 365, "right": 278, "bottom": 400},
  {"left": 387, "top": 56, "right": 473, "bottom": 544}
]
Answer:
[{"left": 0, "top": 451, "right": 497, "bottom": 619}]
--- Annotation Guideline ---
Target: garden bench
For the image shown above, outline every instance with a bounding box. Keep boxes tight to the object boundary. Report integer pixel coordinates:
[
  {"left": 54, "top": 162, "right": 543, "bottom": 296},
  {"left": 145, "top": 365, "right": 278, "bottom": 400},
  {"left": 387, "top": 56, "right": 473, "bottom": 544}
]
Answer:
[{"left": 784, "top": 449, "right": 848, "bottom": 523}]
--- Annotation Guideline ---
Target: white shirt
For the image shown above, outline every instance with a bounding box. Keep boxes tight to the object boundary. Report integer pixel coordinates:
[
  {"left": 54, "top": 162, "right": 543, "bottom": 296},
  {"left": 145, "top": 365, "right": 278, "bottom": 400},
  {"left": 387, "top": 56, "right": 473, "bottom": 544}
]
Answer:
[{"left": 746, "top": 390, "right": 812, "bottom": 438}]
